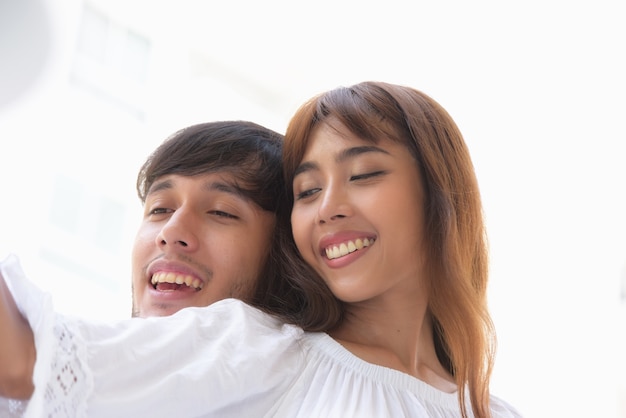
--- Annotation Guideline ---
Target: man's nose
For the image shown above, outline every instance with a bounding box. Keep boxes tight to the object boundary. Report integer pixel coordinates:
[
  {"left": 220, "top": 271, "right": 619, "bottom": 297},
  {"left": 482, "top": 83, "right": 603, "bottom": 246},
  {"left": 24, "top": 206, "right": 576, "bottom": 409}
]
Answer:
[{"left": 155, "top": 209, "right": 198, "bottom": 251}]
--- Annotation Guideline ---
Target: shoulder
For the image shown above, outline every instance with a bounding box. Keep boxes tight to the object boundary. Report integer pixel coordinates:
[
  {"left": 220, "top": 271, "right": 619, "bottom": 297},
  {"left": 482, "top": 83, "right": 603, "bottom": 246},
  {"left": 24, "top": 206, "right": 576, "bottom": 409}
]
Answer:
[
  {"left": 73, "top": 298, "right": 304, "bottom": 352},
  {"left": 179, "top": 298, "right": 293, "bottom": 326},
  {"left": 173, "top": 298, "right": 304, "bottom": 340}
]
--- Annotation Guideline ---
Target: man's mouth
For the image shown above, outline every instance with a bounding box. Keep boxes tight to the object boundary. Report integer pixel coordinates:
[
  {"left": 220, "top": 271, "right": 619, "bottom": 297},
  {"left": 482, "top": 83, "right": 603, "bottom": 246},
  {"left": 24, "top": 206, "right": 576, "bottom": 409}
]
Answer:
[
  {"left": 151, "top": 272, "right": 204, "bottom": 291},
  {"left": 324, "top": 237, "right": 374, "bottom": 260}
]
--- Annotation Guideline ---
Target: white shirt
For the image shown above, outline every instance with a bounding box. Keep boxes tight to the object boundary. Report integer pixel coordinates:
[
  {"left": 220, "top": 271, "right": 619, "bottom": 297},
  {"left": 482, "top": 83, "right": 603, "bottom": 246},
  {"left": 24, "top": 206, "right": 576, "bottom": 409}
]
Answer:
[{"left": 0, "top": 254, "right": 522, "bottom": 417}]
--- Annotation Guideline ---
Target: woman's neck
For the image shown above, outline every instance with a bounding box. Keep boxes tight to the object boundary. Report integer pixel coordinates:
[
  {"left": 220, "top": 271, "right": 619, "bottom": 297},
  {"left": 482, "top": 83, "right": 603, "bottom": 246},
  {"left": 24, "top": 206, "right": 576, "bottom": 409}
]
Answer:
[{"left": 329, "top": 296, "right": 456, "bottom": 393}]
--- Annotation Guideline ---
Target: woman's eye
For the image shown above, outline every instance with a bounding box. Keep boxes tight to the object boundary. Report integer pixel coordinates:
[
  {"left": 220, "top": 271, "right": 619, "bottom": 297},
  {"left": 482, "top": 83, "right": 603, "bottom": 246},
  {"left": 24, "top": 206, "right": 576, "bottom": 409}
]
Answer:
[
  {"left": 295, "top": 188, "right": 320, "bottom": 200},
  {"left": 350, "top": 171, "right": 385, "bottom": 181}
]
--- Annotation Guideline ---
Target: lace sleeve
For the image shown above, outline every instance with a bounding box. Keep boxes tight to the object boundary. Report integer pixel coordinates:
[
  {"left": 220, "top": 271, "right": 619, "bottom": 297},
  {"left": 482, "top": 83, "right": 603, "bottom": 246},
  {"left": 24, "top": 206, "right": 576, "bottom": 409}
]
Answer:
[
  {"left": 0, "top": 317, "right": 92, "bottom": 418},
  {"left": 0, "top": 317, "right": 93, "bottom": 418},
  {"left": 1, "top": 255, "right": 93, "bottom": 417},
  {"left": 33, "top": 317, "right": 93, "bottom": 417},
  {"left": 0, "top": 398, "right": 27, "bottom": 417}
]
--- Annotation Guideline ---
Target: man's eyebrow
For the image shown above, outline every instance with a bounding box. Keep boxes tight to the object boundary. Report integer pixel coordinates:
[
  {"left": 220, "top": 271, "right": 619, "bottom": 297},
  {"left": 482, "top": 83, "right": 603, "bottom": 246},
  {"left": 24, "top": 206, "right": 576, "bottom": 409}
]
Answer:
[
  {"left": 147, "top": 178, "right": 173, "bottom": 196},
  {"left": 294, "top": 145, "right": 390, "bottom": 177},
  {"left": 205, "top": 181, "right": 250, "bottom": 201},
  {"left": 146, "top": 178, "right": 251, "bottom": 201}
]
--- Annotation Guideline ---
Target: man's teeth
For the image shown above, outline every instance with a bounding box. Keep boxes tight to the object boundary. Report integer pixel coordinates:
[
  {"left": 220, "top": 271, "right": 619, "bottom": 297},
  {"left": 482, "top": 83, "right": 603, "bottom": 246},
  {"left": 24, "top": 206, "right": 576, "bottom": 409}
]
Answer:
[
  {"left": 325, "top": 238, "right": 373, "bottom": 260},
  {"left": 151, "top": 272, "right": 204, "bottom": 290}
]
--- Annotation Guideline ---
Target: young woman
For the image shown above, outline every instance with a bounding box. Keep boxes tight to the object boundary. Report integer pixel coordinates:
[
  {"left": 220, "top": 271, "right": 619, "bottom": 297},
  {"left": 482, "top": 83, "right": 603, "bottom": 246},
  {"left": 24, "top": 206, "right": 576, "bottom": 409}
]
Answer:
[
  {"left": 279, "top": 81, "right": 513, "bottom": 418},
  {"left": 0, "top": 86, "right": 520, "bottom": 417}
]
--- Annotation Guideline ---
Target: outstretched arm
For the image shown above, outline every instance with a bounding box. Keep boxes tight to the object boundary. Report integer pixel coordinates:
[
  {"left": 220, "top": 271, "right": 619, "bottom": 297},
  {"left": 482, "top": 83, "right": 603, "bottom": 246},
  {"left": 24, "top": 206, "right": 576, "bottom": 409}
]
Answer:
[{"left": 0, "top": 272, "right": 35, "bottom": 399}]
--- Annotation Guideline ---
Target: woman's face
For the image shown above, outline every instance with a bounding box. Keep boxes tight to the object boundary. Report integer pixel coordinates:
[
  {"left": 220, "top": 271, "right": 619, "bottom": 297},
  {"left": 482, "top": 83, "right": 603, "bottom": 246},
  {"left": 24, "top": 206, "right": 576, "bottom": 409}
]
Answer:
[{"left": 290, "top": 122, "right": 429, "bottom": 305}]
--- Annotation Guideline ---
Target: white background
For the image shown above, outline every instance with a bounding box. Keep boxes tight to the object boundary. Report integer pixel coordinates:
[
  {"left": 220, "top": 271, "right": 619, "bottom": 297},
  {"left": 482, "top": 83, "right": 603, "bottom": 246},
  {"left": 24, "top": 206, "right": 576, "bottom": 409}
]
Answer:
[{"left": 1, "top": 1, "right": 625, "bottom": 417}]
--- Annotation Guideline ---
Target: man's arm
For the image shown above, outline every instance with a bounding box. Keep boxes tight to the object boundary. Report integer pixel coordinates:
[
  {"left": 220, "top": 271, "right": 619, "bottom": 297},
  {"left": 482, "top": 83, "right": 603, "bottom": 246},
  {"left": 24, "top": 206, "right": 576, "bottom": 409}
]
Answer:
[{"left": 0, "top": 272, "right": 35, "bottom": 399}]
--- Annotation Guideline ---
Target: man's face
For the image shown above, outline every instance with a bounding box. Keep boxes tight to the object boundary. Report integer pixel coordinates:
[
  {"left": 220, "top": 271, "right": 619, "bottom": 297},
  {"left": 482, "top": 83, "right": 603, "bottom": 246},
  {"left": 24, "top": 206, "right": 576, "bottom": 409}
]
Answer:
[{"left": 131, "top": 172, "right": 275, "bottom": 317}]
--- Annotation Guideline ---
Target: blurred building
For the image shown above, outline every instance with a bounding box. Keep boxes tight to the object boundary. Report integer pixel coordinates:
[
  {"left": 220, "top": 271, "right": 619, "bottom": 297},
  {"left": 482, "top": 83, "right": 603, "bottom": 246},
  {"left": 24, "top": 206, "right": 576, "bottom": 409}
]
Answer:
[{"left": 0, "top": 0, "right": 292, "bottom": 319}]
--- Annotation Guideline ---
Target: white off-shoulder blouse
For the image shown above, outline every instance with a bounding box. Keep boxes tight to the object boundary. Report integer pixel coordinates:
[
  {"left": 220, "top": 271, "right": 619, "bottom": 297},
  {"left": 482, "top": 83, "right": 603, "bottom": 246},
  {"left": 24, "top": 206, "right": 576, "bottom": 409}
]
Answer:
[{"left": 0, "top": 254, "right": 522, "bottom": 417}]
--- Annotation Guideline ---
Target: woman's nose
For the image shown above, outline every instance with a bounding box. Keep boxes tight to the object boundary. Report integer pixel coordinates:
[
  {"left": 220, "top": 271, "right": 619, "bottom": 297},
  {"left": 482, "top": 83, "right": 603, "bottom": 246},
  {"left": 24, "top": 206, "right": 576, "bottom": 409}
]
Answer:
[{"left": 315, "top": 186, "right": 352, "bottom": 225}]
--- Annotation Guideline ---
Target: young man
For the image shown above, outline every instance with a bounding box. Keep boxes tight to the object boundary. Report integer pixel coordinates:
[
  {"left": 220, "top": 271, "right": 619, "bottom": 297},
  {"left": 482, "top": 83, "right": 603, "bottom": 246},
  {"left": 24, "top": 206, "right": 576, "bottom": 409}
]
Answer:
[
  {"left": 0, "top": 120, "right": 288, "bottom": 403},
  {"left": 130, "top": 121, "right": 286, "bottom": 318}
]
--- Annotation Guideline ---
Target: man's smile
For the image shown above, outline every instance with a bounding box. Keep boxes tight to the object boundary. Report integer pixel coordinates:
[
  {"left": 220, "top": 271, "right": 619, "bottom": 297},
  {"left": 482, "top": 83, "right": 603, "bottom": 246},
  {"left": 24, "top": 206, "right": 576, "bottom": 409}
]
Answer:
[{"left": 151, "top": 272, "right": 204, "bottom": 291}]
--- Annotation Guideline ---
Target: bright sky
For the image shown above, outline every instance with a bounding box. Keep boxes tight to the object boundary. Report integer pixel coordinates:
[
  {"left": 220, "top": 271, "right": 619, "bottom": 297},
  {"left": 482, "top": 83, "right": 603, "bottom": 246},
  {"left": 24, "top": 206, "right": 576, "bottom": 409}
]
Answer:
[{"left": 1, "top": 1, "right": 625, "bottom": 417}]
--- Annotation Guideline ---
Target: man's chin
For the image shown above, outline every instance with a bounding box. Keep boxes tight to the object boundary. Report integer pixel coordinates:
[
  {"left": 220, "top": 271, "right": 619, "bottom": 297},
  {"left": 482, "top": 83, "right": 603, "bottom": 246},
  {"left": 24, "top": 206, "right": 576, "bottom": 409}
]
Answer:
[{"left": 133, "top": 303, "right": 190, "bottom": 318}]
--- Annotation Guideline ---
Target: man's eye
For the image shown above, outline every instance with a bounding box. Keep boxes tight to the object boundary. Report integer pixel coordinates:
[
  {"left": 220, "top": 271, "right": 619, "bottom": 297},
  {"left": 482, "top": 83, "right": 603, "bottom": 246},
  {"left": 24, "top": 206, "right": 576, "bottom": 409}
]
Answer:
[
  {"left": 295, "top": 188, "right": 320, "bottom": 200},
  {"left": 149, "top": 207, "right": 170, "bottom": 215},
  {"left": 210, "top": 210, "right": 238, "bottom": 219}
]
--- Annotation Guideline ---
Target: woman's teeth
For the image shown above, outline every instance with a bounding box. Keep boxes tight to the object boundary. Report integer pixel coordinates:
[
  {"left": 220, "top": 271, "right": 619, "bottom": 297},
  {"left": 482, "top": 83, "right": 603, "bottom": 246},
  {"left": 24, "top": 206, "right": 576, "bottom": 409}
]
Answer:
[{"left": 325, "top": 238, "right": 373, "bottom": 260}]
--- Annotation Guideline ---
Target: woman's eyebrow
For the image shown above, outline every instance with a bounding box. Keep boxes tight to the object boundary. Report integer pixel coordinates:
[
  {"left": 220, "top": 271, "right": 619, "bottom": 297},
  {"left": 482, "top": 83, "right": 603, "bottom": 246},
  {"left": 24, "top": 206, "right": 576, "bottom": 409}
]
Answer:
[
  {"left": 294, "top": 161, "right": 317, "bottom": 177},
  {"left": 336, "top": 145, "right": 389, "bottom": 163},
  {"left": 294, "top": 145, "right": 390, "bottom": 177}
]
